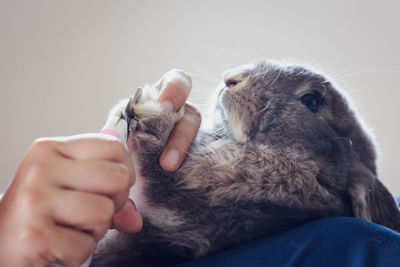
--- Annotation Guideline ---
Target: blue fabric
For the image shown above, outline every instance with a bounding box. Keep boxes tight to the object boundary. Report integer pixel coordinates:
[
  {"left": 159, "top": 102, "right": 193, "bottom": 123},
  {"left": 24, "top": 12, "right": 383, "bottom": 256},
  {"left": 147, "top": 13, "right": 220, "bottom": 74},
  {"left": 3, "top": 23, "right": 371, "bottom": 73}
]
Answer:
[{"left": 180, "top": 198, "right": 400, "bottom": 267}]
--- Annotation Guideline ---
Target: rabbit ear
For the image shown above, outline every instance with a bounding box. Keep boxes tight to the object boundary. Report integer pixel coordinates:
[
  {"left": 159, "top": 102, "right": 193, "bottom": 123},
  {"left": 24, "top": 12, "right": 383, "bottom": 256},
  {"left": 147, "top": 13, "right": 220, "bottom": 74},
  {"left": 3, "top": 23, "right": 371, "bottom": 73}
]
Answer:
[
  {"left": 347, "top": 165, "right": 373, "bottom": 222},
  {"left": 368, "top": 179, "right": 400, "bottom": 232},
  {"left": 347, "top": 165, "right": 400, "bottom": 232}
]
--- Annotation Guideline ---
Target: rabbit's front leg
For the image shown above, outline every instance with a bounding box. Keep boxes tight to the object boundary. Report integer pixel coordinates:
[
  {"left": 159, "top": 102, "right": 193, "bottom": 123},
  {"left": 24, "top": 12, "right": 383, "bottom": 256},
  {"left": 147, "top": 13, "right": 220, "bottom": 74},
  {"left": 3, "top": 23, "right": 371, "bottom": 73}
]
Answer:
[{"left": 132, "top": 103, "right": 184, "bottom": 164}]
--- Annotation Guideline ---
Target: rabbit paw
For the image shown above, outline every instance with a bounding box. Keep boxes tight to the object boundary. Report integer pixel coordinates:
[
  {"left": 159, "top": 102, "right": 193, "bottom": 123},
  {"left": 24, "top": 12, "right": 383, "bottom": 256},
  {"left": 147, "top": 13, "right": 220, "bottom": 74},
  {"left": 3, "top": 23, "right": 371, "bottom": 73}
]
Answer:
[{"left": 127, "top": 86, "right": 184, "bottom": 157}]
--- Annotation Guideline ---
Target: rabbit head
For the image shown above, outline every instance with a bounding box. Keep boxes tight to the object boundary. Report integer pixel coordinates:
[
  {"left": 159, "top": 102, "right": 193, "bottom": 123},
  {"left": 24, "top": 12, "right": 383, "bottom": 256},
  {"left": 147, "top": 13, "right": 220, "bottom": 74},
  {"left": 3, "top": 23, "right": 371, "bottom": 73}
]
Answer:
[{"left": 213, "top": 60, "right": 400, "bottom": 231}]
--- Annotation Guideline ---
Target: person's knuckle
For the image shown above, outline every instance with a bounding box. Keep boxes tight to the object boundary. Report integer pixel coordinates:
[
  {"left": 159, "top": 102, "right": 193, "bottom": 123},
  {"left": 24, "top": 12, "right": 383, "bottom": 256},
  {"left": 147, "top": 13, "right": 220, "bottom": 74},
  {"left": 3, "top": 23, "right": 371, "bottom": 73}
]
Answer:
[
  {"left": 24, "top": 163, "right": 49, "bottom": 185},
  {"left": 185, "top": 106, "right": 202, "bottom": 125},
  {"left": 112, "top": 164, "right": 130, "bottom": 192},
  {"left": 107, "top": 140, "right": 126, "bottom": 159},
  {"left": 169, "top": 68, "right": 192, "bottom": 83},
  {"left": 31, "top": 139, "right": 56, "bottom": 152},
  {"left": 191, "top": 106, "right": 201, "bottom": 117},
  {"left": 17, "top": 187, "right": 44, "bottom": 210}
]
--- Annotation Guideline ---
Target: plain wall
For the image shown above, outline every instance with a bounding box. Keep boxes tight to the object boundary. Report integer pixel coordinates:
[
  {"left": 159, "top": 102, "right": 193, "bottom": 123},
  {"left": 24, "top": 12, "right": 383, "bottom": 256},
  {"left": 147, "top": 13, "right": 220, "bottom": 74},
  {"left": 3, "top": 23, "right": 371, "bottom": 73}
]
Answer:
[{"left": 1, "top": 0, "right": 399, "bottom": 195}]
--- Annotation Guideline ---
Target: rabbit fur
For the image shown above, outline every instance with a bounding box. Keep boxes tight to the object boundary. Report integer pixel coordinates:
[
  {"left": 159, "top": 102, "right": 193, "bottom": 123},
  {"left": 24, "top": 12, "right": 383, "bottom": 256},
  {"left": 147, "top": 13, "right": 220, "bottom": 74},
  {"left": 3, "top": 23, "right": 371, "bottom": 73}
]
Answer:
[{"left": 91, "top": 60, "right": 400, "bottom": 266}]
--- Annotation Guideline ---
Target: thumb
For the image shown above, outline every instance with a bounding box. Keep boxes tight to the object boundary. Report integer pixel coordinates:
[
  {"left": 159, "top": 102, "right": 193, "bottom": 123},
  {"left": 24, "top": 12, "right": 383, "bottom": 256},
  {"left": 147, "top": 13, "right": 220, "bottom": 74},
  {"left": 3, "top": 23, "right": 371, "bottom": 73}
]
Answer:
[{"left": 111, "top": 199, "right": 143, "bottom": 233}]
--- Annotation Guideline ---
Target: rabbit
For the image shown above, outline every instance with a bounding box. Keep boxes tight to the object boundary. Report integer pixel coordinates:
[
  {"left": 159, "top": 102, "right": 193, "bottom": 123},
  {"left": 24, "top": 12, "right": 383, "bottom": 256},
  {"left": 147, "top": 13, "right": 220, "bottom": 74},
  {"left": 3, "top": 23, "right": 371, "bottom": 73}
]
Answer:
[{"left": 91, "top": 60, "right": 400, "bottom": 267}]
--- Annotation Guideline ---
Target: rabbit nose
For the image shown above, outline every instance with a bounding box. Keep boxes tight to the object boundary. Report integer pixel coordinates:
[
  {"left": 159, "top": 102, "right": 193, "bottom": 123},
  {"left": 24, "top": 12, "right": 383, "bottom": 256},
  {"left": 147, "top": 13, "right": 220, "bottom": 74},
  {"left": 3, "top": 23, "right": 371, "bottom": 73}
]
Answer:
[
  {"left": 223, "top": 74, "right": 247, "bottom": 92},
  {"left": 225, "top": 77, "right": 242, "bottom": 87},
  {"left": 223, "top": 72, "right": 244, "bottom": 88},
  {"left": 222, "top": 63, "right": 254, "bottom": 88}
]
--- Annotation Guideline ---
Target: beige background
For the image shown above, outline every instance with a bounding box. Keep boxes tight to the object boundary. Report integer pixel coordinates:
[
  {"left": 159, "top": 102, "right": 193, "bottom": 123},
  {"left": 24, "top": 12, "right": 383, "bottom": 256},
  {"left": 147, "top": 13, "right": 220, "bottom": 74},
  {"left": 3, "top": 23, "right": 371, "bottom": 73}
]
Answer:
[{"left": 1, "top": 0, "right": 399, "bottom": 195}]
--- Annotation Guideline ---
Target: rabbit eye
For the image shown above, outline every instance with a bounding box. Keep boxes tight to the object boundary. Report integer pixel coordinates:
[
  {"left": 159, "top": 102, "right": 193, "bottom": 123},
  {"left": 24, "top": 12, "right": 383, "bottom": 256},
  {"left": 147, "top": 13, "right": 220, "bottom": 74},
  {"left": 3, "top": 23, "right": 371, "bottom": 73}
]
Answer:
[{"left": 300, "top": 94, "right": 320, "bottom": 113}]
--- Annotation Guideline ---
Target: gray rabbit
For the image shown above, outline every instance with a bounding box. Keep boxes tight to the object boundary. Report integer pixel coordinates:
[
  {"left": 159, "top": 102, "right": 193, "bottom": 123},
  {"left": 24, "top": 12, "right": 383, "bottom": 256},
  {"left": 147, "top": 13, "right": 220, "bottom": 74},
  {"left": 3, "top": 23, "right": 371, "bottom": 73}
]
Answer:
[{"left": 91, "top": 60, "right": 400, "bottom": 266}]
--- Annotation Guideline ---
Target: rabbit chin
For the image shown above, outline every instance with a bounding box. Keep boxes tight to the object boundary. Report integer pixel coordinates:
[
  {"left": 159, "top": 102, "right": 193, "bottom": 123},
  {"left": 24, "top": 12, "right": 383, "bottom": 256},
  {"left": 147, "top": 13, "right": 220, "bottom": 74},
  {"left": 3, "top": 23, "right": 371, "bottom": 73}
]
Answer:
[{"left": 225, "top": 113, "right": 247, "bottom": 143}]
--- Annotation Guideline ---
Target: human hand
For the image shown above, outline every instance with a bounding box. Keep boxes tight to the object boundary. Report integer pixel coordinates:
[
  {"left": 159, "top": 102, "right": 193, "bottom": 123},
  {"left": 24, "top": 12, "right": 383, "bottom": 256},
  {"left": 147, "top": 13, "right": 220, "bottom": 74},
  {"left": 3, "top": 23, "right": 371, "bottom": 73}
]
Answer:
[
  {"left": 0, "top": 134, "right": 141, "bottom": 267},
  {"left": 0, "top": 69, "right": 201, "bottom": 266}
]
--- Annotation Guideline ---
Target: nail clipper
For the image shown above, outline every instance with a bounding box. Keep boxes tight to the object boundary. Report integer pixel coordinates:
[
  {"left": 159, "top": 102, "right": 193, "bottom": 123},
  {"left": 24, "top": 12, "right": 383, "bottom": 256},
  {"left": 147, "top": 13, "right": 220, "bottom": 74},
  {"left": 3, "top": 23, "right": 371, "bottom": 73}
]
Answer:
[{"left": 101, "top": 88, "right": 143, "bottom": 146}]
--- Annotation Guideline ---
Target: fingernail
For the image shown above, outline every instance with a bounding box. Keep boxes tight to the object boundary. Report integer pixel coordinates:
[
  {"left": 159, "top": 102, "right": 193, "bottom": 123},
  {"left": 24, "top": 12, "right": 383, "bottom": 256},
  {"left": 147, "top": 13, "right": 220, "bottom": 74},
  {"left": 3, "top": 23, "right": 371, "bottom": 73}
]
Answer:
[
  {"left": 163, "top": 149, "right": 179, "bottom": 169},
  {"left": 160, "top": 100, "right": 174, "bottom": 113}
]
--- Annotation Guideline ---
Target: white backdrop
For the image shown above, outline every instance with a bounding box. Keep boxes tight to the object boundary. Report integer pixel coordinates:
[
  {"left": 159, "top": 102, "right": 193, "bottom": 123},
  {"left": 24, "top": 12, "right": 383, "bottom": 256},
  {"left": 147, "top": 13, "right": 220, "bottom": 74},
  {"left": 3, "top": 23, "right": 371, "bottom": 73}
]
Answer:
[{"left": 1, "top": 0, "right": 399, "bottom": 195}]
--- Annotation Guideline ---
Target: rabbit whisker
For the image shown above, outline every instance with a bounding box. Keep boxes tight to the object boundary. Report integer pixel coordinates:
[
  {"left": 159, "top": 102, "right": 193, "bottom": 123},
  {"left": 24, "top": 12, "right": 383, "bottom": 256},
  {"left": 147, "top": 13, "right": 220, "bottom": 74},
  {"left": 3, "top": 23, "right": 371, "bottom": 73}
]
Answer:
[
  {"left": 256, "top": 101, "right": 271, "bottom": 114},
  {"left": 334, "top": 69, "right": 400, "bottom": 81},
  {"left": 320, "top": 84, "right": 327, "bottom": 101},
  {"left": 333, "top": 137, "right": 353, "bottom": 150},
  {"left": 269, "top": 70, "right": 282, "bottom": 86}
]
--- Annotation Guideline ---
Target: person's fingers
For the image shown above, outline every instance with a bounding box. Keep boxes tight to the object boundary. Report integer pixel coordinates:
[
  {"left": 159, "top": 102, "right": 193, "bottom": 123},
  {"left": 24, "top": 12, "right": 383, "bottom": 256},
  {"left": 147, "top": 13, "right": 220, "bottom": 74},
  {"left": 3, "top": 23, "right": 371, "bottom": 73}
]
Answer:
[
  {"left": 50, "top": 189, "right": 114, "bottom": 241},
  {"left": 52, "top": 159, "right": 131, "bottom": 210},
  {"left": 160, "top": 104, "right": 201, "bottom": 172},
  {"left": 48, "top": 225, "right": 95, "bottom": 266},
  {"left": 54, "top": 134, "right": 129, "bottom": 162},
  {"left": 111, "top": 199, "right": 143, "bottom": 234},
  {"left": 32, "top": 136, "right": 135, "bottom": 186},
  {"left": 2, "top": 135, "right": 139, "bottom": 266},
  {"left": 156, "top": 69, "right": 192, "bottom": 112}
]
